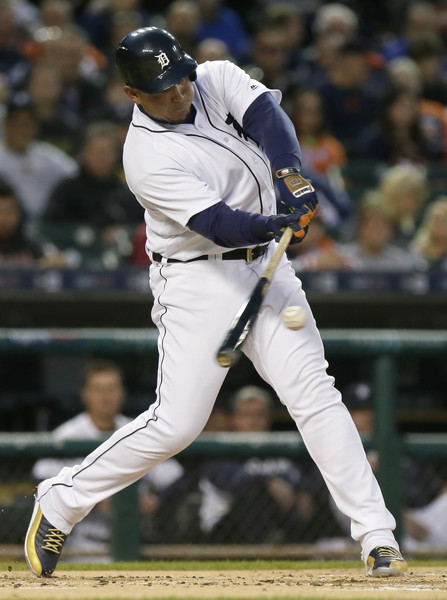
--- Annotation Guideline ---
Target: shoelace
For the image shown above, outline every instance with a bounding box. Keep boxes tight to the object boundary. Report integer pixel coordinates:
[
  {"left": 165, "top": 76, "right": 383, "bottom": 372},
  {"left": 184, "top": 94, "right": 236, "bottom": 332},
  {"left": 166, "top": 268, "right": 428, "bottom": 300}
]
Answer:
[
  {"left": 41, "top": 528, "right": 67, "bottom": 555},
  {"left": 376, "top": 546, "right": 402, "bottom": 558}
]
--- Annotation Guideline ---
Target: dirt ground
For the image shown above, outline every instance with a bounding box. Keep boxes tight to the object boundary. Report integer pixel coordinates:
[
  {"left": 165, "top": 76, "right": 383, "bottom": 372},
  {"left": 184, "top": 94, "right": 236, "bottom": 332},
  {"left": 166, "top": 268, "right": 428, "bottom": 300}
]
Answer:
[{"left": 1, "top": 567, "right": 446, "bottom": 600}]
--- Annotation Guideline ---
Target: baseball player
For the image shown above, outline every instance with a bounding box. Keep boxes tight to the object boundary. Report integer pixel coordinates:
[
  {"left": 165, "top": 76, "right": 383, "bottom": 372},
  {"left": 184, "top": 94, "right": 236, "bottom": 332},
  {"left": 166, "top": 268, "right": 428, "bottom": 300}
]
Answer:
[{"left": 25, "top": 27, "right": 407, "bottom": 578}]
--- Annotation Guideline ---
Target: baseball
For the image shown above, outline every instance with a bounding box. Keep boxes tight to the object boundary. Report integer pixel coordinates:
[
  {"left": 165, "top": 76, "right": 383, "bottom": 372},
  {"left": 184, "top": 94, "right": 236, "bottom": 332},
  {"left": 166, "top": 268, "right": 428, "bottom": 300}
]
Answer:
[{"left": 282, "top": 306, "right": 307, "bottom": 330}]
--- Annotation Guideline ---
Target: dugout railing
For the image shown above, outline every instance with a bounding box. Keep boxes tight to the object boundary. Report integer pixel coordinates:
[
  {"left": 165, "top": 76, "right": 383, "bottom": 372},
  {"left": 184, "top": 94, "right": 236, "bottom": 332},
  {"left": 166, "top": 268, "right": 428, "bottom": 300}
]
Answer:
[{"left": 0, "top": 328, "right": 446, "bottom": 560}]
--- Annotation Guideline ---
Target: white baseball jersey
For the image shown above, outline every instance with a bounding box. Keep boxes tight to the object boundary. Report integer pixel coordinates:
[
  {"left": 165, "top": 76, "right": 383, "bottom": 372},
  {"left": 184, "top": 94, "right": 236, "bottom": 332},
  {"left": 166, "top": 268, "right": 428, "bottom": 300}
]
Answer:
[{"left": 123, "top": 60, "right": 281, "bottom": 261}]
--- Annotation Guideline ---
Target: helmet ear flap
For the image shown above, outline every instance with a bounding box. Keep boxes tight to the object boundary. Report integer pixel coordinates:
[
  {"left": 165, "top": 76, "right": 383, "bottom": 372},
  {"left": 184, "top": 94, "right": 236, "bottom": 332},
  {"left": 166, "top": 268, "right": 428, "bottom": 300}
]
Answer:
[{"left": 189, "top": 71, "right": 197, "bottom": 82}]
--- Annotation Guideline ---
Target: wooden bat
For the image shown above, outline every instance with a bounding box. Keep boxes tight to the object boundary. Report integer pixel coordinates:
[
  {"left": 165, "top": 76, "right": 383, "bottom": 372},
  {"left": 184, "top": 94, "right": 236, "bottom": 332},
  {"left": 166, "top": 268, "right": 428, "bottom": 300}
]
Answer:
[{"left": 216, "top": 227, "right": 294, "bottom": 367}]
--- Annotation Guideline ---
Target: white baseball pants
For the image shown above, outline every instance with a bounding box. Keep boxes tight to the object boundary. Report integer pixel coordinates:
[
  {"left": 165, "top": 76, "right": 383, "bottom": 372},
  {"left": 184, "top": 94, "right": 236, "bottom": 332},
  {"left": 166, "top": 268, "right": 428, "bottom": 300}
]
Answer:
[{"left": 38, "top": 242, "right": 398, "bottom": 561}]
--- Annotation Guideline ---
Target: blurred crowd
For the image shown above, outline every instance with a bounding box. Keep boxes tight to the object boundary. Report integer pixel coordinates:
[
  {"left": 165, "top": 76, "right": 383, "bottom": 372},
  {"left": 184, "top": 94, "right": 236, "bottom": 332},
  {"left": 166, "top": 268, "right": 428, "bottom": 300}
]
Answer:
[{"left": 1, "top": 0, "right": 447, "bottom": 272}]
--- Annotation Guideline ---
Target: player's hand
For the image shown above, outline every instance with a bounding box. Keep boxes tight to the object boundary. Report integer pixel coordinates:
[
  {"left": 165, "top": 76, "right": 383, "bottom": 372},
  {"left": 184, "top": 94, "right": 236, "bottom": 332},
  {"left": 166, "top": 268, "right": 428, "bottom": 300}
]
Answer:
[
  {"left": 275, "top": 167, "right": 318, "bottom": 229},
  {"left": 264, "top": 213, "right": 308, "bottom": 244}
]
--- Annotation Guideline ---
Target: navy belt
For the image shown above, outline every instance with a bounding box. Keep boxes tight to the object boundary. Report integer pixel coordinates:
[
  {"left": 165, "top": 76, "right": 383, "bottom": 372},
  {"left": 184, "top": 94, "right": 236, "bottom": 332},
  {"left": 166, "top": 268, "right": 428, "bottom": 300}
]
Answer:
[{"left": 152, "top": 245, "right": 267, "bottom": 264}]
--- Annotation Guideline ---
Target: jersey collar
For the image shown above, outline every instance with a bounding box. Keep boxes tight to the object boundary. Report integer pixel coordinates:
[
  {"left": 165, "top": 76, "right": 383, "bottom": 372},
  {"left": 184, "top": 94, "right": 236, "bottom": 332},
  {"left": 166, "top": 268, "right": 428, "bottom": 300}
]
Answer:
[{"left": 137, "top": 104, "right": 196, "bottom": 125}]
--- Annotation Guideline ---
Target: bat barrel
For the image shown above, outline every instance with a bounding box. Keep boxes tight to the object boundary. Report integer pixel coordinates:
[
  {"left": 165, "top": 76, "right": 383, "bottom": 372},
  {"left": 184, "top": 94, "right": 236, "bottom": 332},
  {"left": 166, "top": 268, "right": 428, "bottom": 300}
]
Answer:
[{"left": 216, "top": 228, "right": 293, "bottom": 368}]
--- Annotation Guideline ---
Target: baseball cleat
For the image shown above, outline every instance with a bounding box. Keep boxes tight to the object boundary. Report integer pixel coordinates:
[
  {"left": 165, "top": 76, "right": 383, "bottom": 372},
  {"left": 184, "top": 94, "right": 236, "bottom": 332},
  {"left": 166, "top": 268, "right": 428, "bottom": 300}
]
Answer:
[
  {"left": 24, "top": 497, "right": 67, "bottom": 577},
  {"left": 366, "top": 545, "right": 408, "bottom": 577}
]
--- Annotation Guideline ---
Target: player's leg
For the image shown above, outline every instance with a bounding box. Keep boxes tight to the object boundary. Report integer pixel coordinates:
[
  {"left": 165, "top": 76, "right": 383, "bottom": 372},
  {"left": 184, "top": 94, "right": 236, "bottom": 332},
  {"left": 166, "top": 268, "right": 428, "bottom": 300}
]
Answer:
[
  {"left": 243, "top": 252, "right": 407, "bottom": 576},
  {"left": 26, "top": 259, "right": 256, "bottom": 575}
]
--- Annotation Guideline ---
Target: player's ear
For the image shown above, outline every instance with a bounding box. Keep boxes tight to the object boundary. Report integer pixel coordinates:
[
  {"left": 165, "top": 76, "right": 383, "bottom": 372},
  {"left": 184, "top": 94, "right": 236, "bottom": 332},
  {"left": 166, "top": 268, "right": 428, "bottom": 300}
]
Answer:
[{"left": 123, "top": 85, "right": 142, "bottom": 104}]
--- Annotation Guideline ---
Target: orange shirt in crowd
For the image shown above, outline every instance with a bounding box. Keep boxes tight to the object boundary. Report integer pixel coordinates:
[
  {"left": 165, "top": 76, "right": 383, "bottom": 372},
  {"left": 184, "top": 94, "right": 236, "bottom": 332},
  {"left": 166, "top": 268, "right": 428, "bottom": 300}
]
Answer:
[{"left": 299, "top": 133, "right": 346, "bottom": 175}]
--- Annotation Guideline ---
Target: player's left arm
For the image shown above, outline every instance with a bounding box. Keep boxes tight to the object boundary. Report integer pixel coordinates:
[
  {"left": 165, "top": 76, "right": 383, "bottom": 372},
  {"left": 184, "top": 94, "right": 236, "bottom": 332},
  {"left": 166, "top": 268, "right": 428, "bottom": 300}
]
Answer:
[{"left": 242, "top": 93, "right": 318, "bottom": 242}]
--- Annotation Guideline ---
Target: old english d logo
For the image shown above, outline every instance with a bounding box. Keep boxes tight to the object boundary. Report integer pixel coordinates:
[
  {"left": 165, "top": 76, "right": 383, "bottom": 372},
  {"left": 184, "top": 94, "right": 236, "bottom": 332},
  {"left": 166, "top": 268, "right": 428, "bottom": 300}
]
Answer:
[{"left": 156, "top": 52, "right": 170, "bottom": 70}]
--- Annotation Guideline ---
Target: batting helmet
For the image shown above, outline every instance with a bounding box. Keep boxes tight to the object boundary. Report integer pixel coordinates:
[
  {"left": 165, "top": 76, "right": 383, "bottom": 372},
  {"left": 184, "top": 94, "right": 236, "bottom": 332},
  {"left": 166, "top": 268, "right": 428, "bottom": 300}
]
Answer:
[{"left": 116, "top": 27, "right": 198, "bottom": 93}]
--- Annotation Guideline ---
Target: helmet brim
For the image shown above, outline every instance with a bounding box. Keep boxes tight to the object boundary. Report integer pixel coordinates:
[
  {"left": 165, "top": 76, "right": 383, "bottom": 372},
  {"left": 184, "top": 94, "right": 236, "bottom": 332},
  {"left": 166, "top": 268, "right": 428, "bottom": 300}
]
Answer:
[{"left": 138, "top": 55, "right": 198, "bottom": 93}]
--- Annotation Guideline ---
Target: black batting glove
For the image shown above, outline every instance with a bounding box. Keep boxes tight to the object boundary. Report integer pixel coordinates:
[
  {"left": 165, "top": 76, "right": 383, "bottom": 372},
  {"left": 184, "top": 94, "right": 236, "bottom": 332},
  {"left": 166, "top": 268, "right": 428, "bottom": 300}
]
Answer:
[
  {"left": 275, "top": 167, "right": 318, "bottom": 229},
  {"left": 264, "top": 213, "right": 308, "bottom": 245}
]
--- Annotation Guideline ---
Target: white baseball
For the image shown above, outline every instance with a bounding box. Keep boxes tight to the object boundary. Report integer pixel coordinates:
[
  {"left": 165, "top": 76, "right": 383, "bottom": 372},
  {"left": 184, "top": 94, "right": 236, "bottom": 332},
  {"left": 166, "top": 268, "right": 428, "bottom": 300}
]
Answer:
[{"left": 281, "top": 306, "right": 307, "bottom": 330}]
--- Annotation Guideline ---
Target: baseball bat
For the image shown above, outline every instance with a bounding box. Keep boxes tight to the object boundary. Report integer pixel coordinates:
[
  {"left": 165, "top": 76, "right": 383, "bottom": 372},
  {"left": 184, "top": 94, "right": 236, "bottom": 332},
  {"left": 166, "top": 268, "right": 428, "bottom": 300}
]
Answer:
[{"left": 216, "top": 227, "right": 294, "bottom": 367}]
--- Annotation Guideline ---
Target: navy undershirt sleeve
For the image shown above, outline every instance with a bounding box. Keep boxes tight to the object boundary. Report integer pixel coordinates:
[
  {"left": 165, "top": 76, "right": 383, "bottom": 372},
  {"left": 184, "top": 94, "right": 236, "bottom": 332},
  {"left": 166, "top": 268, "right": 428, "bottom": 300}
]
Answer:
[
  {"left": 187, "top": 93, "right": 302, "bottom": 247},
  {"left": 187, "top": 202, "right": 270, "bottom": 247},
  {"left": 243, "top": 92, "right": 302, "bottom": 173}
]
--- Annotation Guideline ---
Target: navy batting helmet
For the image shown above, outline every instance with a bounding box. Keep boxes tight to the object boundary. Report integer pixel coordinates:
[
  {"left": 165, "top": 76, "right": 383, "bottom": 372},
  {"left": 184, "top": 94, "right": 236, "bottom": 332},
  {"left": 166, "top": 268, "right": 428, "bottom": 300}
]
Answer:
[{"left": 116, "top": 27, "right": 198, "bottom": 93}]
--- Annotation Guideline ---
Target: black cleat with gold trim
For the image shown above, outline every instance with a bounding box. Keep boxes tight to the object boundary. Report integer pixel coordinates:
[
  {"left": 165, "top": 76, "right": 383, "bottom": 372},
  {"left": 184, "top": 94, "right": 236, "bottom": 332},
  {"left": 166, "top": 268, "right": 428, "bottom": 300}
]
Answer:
[
  {"left": 25, "top": 498, "right": 67, "bottom": 577},
  {"left": 366, "top": 545, "right": 408, "bottom": 577}
]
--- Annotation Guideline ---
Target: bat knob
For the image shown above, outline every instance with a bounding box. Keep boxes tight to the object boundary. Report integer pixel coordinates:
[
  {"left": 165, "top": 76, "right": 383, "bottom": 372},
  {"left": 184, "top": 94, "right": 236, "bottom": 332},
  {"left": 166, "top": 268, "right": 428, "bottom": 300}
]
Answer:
[{"left": 216, "top": 349, "right": 241, "bottom": 368}]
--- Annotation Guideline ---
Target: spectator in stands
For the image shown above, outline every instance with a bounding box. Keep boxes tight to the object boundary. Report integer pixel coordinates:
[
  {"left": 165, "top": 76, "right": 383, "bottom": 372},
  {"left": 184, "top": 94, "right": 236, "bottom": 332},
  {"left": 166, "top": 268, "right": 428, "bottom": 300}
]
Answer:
[
  {"left": 378, "top": 164, "right": 430, "bottom": 247},
  {"left": 316, "top": 39, "right": 383, "bottom": 158},
  {"left": 99, "top": 9, "right": 145, "bottom": 78},
  {"left": 32, "top": 358, "right": 183, "bottom": 558},
  {"left": 386, "top": 57, "right": 447, "bottom": 163},
  {"left": 0, "top": 72, "right": 10, "bottom": 121},
  {"left": 258, "top": 3, "right": 307, "bottom": 76},
  {"left": 44, "top": 121, "right": 141, "bottom": 228},
  {"left": 32, "top": 358, "right": 131, "bottom": 559},
  {"left": 331, "top": 381, "right": 447, "bottom": 551},
  {"left": 86, "top": 72, "right": 134, "bottom": 145},
  {"left": 196, "top": 385, "right": 326, "bottom": 544},
  {"left": 386, "top": 56, "right": 422, "bottom": 94},
  {"left": 38, "top": 0, "right": 73, "bottom": 29},
  {"left": 311, "top": 3, "right": 359, "bottom": 44},
  {"left": 77, "top": 1, "right": 149, "bottom": 58},
  {"left": 196, "top": 37, "right": 232, "bottom": 63},
  {"left": 0, "top": 96, "right": 78, "bottom": 222},
  {"left": 0, "top": 179, "right": 66, "bottom": 267},
  {"left": 411, "top": 197, "right": 447, "bottom": 270},
  {"left": 195, "top": 0, "right": 251, "bottom": 63},
  {"left": 34, "top": 24, "right": 106, "bottom": 120},
  {"left": 298, "top": 3, "right": 360, "bottom": 88},
  {"left": 164, "top": 0, "right": 201, "bottom": 60},
  {"left": 0, "top": 0, "right": 30, "bottom": 90},
  {"left": 408, "top": 32, "right": 447, "bottom": 106},
  {"left": 359, "top": 86, "right": 443, "bottom": 164},
  {"left": 290, "top": 87, "right": 347, "bottom": 178},
  {"left": 339, "top": 192, "right": 427, "bottom": 271},
  {"left": 6, "top": 0, "right": 39, "bottom": 37},
  {"left": 243, "top": 26, "right": 301, "bottom": 114},
  {"left": 288, "top": 210, "right": 354, "bottom": 273},
  {"left": 26, "top": 62, "right": 80, "bottom": 155},
  {"left": 381, "top": 1, "right": 438, "bottom": 63},
  {"left": 299, "top": 31, "right": 344, "bottom": 89}
]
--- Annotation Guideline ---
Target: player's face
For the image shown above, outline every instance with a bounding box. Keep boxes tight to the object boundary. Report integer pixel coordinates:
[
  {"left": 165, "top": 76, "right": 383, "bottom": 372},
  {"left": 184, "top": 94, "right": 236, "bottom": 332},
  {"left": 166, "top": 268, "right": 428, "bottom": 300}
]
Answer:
[{"left": 125, "top": 77, "right": 195, "bottom": 123}]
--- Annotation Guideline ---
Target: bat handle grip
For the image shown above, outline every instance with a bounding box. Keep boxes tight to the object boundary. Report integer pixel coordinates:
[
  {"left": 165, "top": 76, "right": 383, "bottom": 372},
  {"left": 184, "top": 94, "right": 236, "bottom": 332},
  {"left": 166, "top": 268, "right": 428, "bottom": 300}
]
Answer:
[{"left": 262, "top": 227, "right": 293, "bottom": 281}]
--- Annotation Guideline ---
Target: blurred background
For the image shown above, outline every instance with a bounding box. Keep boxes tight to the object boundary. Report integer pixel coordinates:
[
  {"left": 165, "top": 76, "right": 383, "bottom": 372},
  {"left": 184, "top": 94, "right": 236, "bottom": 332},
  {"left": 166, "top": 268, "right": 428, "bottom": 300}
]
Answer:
[{"left": 0, "top": 0, "right": 446, "bottom": 562}]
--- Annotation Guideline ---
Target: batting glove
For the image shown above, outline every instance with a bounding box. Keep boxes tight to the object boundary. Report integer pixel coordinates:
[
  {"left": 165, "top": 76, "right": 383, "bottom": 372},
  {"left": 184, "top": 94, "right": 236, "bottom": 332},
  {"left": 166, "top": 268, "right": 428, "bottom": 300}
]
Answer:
[
  {"left": 264, "top": 213, "right": 308, "bottom": 244},
  {"left": 275, "top": 167, "right": 318, "bottom": 230}
]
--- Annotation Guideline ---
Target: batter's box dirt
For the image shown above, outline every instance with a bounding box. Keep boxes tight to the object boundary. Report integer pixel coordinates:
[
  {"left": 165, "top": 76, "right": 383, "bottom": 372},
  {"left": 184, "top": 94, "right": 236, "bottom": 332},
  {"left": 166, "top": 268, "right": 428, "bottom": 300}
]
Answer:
[{"left": 1, "top": 567, "right": 446, "bottom": 599}]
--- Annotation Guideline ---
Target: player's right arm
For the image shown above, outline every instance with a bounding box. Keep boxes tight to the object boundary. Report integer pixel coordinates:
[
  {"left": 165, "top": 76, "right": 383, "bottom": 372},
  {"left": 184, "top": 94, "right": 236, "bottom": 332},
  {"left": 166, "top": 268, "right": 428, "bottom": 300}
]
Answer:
[{"left": 187, "top": 202, "right": 308, "bottom": 247}]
